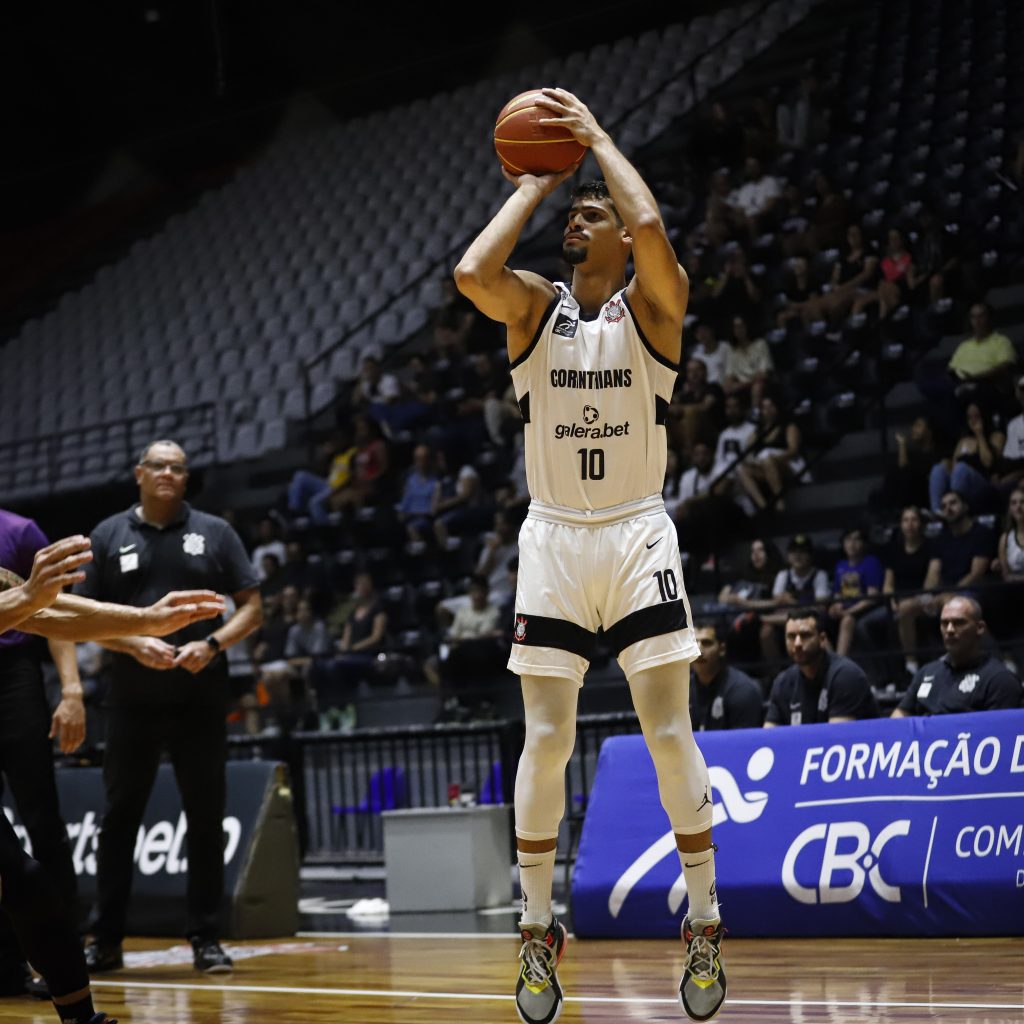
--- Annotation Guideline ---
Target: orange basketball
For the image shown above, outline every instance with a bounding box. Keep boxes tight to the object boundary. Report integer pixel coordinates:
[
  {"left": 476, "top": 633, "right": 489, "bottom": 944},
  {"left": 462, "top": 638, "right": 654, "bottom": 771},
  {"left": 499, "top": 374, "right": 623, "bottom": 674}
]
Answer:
[{"left": 494, "top": 90, "right": 586, "bottom": 176}]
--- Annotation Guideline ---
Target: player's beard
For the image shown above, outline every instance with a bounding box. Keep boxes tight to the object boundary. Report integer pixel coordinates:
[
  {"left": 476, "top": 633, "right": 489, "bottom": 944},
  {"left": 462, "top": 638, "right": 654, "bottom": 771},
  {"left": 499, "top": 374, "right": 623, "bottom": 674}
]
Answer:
[{"left": 562, "top": 243, "right": 587, "bottom": 265}]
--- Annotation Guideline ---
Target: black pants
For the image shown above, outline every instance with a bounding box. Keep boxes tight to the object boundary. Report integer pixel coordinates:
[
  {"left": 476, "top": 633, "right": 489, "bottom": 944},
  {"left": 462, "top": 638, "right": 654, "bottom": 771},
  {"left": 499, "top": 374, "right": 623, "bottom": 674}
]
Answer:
[
  {"left": 0, "top": 645, "right": 78, "bottom": 980},
  {"left": 92, "top": 698, "right": 227, "bottom": 944},
  {"left": 0, "top": 812, "right": 89, "bottom": 999}
]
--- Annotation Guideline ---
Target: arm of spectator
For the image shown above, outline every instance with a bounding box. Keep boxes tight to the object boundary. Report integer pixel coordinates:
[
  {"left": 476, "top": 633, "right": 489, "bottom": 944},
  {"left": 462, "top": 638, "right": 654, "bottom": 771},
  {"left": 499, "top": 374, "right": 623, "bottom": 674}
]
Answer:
[
  {"left": 923, "top": 558, "right": 942, "bottom": 593},
  {"left": 827, "top": 664, "right": 871, "bottom": 723},
  {"left": 351, "top": 610, "right": 388, "bottom": 652},
  {"left": 958, "top": 555, "right": 992, "bottom": 589},
  {"left": 763, "top": 676, "right": 783, "bottom": 727},
  {"left": 784, "top": 423, "right": 801, "bottom": 459}
]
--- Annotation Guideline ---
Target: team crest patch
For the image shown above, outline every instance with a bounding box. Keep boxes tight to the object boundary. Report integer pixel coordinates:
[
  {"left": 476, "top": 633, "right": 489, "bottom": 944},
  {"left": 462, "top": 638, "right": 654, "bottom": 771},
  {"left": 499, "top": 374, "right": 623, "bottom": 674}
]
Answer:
[
  {"left": 604, "top": 299, "right": 625, "bottom": 323},
  {"left": 514, "top": 615, "right": 527, "bottom": 642},
  {"left": 958, "top": 673, "right": 979, "bottom": 694},
  {"left": 182, "top": 533, "right": 205, "bottom": 557}
]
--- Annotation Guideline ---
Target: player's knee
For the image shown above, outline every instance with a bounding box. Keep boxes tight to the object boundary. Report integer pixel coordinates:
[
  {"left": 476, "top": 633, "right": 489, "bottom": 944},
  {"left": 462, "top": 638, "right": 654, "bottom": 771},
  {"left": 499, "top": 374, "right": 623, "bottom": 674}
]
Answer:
[
  {"left": 646, "top": 720, "right": 694, "bottom": 768},
  {"left": 523, "top": 716, "right": 575, "bottom": 766}
]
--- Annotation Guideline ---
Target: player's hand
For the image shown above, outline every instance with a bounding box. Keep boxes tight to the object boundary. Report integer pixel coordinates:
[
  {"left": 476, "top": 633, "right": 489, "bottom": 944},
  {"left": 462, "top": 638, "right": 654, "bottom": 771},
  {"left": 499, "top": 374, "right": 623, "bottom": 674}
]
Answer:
[
  {"left": 141, "top": 590, "right": 226, "bottom": 636},
  {"left": 131, "top": 637, "right": 177, "bottom": 670},
  {"left": 20, "top": 537, "right": 93, "bottom": 611},
  {"left": 49, "top": 695, "right": 86, "bottom": 754},
  {"left": 502, "top": 161, "right": 580, "bottom": 197},
  {"left": 535, "top": 87, "right": 606, "bottom": 148},
  {"left": 173, "top": 639, "right": 216, "bottom": 675}
]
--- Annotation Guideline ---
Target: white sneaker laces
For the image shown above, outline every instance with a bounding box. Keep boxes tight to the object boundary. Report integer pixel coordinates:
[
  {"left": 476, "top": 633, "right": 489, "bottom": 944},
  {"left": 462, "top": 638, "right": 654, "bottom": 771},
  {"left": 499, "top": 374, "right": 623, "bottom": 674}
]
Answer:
[
  {"left": 519, "top": 934, "right": 556, "bottom": 989},
  {"left": 685, "top": 932, "right": 720, "bottom": 982}
]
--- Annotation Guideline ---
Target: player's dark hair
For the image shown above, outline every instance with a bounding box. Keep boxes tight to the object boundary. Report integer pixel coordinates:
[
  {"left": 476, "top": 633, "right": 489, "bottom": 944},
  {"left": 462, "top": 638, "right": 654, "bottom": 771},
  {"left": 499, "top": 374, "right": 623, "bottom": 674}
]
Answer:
[
  {"left": 785, "top": 608, "right": 826, "bottom": 633},
  {"left": 570, "top": 180, "right": 623, "bottom": 226}
]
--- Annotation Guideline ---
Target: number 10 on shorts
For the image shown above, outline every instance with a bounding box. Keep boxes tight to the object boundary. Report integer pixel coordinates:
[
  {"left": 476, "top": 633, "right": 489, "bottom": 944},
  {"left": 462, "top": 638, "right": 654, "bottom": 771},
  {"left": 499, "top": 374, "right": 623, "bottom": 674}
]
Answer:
[{"left": 652, "top": 568, "right": 678, "bottom": 602}]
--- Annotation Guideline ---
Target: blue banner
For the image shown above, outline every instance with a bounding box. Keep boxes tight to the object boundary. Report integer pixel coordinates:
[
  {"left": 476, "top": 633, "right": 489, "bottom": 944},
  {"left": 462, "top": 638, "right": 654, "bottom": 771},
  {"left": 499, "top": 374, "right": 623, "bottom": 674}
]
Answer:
[{"left": 572, "top": 711, "right": 1024, "bottom": 937}]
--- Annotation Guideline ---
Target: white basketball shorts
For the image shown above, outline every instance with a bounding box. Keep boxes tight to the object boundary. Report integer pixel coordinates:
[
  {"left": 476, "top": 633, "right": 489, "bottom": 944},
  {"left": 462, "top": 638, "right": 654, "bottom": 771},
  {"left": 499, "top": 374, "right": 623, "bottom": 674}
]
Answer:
[{"left": 508, "top": 495, "right": 699, "bottom": 686}]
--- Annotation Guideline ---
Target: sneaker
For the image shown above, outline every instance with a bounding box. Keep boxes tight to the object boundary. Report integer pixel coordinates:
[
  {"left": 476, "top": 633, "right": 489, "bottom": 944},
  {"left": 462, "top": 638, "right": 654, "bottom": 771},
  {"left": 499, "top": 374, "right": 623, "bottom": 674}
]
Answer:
[
  {"left": 678, "top": 916, "right": 727, "bottom": 1022},
  {"left": 191, "top": 939, "right": 234, "bottom": 974},
  {"left": 515, "top": 915, "right": 567, "bottom": 1024},
  {"left": 83, "top": 941, "right": 123, "bottom": 973}
]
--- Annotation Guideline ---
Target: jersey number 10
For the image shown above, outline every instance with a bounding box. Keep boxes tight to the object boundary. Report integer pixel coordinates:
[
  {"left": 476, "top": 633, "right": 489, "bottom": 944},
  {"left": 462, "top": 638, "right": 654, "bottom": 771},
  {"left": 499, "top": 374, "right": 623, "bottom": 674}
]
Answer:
[{"left": 576, "top": 447, "right": 605, "bottom": 480}]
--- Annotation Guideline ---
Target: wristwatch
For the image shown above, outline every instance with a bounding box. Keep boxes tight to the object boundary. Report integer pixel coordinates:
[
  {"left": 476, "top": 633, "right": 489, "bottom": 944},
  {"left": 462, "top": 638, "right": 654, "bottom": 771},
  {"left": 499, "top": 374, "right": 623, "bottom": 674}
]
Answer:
[{"left": 205, "top": 635, "right": 222, "bottom": 654}]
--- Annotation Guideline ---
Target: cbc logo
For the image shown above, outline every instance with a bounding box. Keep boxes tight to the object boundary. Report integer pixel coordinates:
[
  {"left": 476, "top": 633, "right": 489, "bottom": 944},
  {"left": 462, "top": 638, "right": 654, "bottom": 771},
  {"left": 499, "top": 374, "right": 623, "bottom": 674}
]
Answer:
[{"left": 782, "top": 820, "right": 911, "bottom": 905}]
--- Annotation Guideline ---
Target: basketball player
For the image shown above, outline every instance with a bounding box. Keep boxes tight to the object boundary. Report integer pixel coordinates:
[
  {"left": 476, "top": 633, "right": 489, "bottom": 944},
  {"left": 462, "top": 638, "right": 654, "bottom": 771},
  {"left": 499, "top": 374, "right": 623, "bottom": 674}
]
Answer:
[
  {"left": 455, "top": 88, "right": 725, "bottom": 1023},
  {"left": 0, "top": 533, "right": 224, "bottom": 1024}
]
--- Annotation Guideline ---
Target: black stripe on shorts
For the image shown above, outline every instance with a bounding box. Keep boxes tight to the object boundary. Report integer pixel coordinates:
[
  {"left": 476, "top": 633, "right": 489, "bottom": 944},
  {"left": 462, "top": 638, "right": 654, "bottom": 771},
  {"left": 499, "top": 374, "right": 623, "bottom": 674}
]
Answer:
[
  {"left": 604, "top": 600, "right": 688, "bottom": 657},
  {"left": 512, "top": 612, "right": 598, "bottom": 661}
]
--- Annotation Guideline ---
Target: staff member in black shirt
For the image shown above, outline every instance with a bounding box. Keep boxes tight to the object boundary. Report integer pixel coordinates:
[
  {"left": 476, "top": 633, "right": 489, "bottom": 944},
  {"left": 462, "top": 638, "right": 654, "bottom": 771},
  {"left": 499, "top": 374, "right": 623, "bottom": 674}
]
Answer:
[
  {"left": 893, "top": 596, "right": 1022, "bottom": 716},
  {"left": 765, "top": 610, "right": 879, "bottom": 726},
  {"left": 689, "top": 621, "right": 764, "bottom": 731},
  {"left": 75, "top": 441, "right": 262, "bottom": 975}
]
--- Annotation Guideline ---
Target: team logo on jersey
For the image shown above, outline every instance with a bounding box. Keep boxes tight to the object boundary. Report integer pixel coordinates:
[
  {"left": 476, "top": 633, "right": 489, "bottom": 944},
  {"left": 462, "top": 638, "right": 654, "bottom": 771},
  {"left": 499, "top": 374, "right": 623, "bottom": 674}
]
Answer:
[
  {"left": 182, "top": 533, "right": 206, "bottom": 557},
  {"left": 958, "top": 673, "right": 979, "bottom": 694},
  {"left": 604, "top": 299, "right": 625, "bottom": 323},
  {"left": 514, "top": 616, "right": 528, "bottom": 642},
  {"left": 583, "top": 405, "right": 599, "bottom": 424},
  {"left": 552, "top": 312, "right": 578, "bottom": 338}
]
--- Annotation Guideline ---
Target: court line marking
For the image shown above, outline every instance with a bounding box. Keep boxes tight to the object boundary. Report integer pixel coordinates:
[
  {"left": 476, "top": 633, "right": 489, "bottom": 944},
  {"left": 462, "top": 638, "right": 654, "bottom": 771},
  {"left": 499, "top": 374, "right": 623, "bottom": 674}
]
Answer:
[
  {"left": 795, "top": 792, "right": 1024, "bottom": 807},
  {"left": 89, "top": 979, "right": 1024, "bottom": 1011}
]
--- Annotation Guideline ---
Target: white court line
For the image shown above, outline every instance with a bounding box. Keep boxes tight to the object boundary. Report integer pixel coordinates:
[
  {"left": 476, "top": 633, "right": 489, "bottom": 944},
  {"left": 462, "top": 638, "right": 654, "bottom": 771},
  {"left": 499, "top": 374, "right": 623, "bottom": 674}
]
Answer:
[{"left": 88, "top": 979, "right": 1024, "bottom": 1011}]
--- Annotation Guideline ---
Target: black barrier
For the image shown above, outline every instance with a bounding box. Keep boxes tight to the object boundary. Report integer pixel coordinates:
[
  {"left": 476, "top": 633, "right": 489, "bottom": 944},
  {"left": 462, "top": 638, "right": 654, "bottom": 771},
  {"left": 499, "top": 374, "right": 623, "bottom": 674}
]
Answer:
[{"left": 2, "top": 761, "right": 299, "bottom": 938}]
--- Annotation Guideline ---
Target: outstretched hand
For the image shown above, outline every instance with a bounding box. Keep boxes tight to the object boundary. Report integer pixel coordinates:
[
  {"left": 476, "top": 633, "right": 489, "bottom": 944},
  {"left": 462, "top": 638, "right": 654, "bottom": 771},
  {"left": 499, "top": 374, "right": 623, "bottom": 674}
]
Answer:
[
  {"left": 141, "top": 590, "right": 226, "bottom": 636},
  {"left": 535, "top": 87, "right": 606, "bottom": 148},
  {"left": 20, "top": 537, "right": 93, "bottom": 611}
]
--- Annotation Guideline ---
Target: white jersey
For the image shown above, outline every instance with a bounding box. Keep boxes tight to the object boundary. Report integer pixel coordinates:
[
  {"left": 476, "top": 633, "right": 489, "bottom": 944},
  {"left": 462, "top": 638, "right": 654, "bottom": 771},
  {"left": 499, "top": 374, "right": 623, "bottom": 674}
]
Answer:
[{"left": 509, "top": 283, "right": 678, "bottom": 511}]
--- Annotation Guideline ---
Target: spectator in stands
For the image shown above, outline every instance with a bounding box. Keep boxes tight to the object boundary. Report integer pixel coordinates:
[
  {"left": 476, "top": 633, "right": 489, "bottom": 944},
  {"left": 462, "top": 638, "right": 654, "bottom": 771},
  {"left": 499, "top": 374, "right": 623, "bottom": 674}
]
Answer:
[
  {"left": 350, "top": 353, "right": 394, "bottom": 409},
  {"left": 892, "top": 596, "right": 1022, "bottom": 716},
  {"left": 719, "top": 538, "right": 783, "bottom": 612},
  {"left": 919, "top": 305, "right": 1019, "bottom": 441},
  {"left": 776, "top": 256, "right": 824, "bottom": 327},
  {"left": 853, "top": 227, "right": 915, "bottom": 320},
  {"left": 484, "top": 379, "right": 523, "bottom": 446},
  {"left": 323, "top": 414, "right": 390, "bottom": 516},
  {"left": 396, "top": 444, "right": 440, "bottom": 543},
  {"left": 874, "top": 416, "right": 938, "bottom": 513},
  {"left": 765, "top": 610, "right": 880, "bottom": 726},
  {"left": 690, "top": 321, "right": 728, "bottom": 386},
  {"left": 259, "top": 552, "right": 285, "bottom": 600},
  {"left": 899, "top": 491, "right": 997, "bottom": 668},
  {"left": 736, "top": 394, "right": 804, "bottom": 512},
  {"left": 997, "top": 488, "right": 1024, "bottom": 584},
  {"left": 438, "top": 575, "right": 506, "bottom": 714},
  {"left": 669, "top": 358, "right": 724, "bottom": 456},
  {"left": 723, "top": 315, "right": 774, "bottom": 412},
  {"left": 672, "top": 442, "right": 744, "bottom": 565},
  {"left": 861, "top": 506, "right": 940, "bottom": 679},
  {"left": 286, "top": 431, "right": 357, "bottom": 524},
  {"left": 711, "top": 247, "right": 762, "bottom": 329},
  {"left": 689, "top": 621, "right": 764, "bottom": 731},
  {"left": 250, "top": 517, "right": 286, "bottom": 582},
  {"left": 433, "top": 460, "right": 490, "bottom": 548},
  {"left": 928, "top": 402, "right": 1005, "bottom": 513},
  {"left": 703, "top": 170, "right": 746, "bottom": 249},
  {"left": 313, "top": 572, "right": 388, "bottom": 713},
  {"left": 692, "top": 101, "right": 745, "bottom": 177},
  {"left": 727, "top": 157, "right": 782, "bottom": 235},
  {"left": 760, "top": 535, "right": 831, "bottom": 665},
  {"left": 828, "top": 527, "right": 883, "bottom": 656},
  {"left": 278, "top": 540, "right": 322, "bottom": 599},
  {"left": 713, "top": 393, "right": 756, "bottom": 484},
  {"left": 368, "top": 372, "right": 433, "bottom": 439},
  {"left": 993, "top": 376, "right": 1024, "bottom": 495},
  {"left": 476, "top": 510, "right": 519, "bottom": 610},
  {"left": 803, "top": 222, "right": 880, "bottom": 326},
  {"left": 909, "top": 207, "right": 960, "bottom": 307}
]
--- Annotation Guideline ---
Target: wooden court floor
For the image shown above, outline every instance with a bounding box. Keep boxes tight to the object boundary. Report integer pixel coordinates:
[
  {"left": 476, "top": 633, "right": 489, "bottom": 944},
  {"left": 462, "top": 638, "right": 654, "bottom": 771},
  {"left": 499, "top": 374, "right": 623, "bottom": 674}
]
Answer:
[{"left": 1, "top": 932, "right": 1021, "bottom": 1023}]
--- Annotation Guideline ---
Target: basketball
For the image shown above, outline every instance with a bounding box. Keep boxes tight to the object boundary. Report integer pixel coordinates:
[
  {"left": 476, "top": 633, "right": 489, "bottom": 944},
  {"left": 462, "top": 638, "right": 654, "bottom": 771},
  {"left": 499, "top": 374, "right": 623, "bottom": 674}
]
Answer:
[{"left": 494, "top": 90, "right": 586, "bottom": 176}]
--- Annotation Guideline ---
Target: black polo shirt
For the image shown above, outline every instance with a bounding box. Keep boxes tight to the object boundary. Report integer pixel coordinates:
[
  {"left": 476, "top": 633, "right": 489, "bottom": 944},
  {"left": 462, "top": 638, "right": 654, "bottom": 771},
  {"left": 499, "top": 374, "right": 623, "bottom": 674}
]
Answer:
[
  {"left": 75, "top": 503, "right": 259, "bottom": 707},
  {"left": 690, "top": 665, "right": 764, "bottom": 731},
  {"left": 767, "top": 652, "right": 879, "bottom": 726},
  {"left": 898, "top": 654, "right": 1023, "bottom": 716}
]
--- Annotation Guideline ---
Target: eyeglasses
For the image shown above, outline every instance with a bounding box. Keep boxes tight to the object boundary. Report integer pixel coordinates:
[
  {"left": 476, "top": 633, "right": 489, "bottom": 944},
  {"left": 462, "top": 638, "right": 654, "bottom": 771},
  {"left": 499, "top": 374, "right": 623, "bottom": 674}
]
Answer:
[{"left": 140, "top": 460, "right": 188, "bottom": 476}]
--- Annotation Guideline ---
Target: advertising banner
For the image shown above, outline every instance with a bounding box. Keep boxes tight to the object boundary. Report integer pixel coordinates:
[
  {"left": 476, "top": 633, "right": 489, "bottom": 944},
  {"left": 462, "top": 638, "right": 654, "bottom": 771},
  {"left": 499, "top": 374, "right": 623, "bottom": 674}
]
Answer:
[
  {"left": 3, "top": 761, "right": 299, "bottom": 937},
  {"left": 572, "top": 711, "right": 1024, "bottom": 937}
]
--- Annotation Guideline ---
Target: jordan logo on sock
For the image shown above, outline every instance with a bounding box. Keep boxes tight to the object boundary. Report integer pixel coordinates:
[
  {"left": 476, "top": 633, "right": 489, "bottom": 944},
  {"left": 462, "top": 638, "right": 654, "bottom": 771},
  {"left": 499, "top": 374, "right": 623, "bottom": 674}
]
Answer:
[{"left": 696, "top": 787, "right": 712, "bottom": 813}]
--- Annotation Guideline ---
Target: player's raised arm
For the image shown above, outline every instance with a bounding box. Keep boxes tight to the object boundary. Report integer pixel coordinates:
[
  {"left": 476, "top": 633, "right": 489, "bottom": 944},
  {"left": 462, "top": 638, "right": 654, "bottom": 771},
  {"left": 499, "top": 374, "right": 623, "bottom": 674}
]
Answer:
[
  {"left": 536, "top": 88, "right": 688, "bottom": 360},
  {"left": 454, "top": 168, "right": 572, "bottom": 362}
]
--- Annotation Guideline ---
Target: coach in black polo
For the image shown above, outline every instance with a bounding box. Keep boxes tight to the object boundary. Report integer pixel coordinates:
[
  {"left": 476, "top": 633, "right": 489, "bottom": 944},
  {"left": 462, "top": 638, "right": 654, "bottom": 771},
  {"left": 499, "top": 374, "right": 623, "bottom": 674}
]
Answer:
[
  {"left": 75, "top": 440, "right": 262, "bottom": 975},
  {"left": 765, "top": 610, "right": 879, "bottom": 726},
  {"left": 690, "top": 621, "right": 764, "bottom": 730},
  {"left": 893, "top": 595, "right": 1022, "bottom": 716}
]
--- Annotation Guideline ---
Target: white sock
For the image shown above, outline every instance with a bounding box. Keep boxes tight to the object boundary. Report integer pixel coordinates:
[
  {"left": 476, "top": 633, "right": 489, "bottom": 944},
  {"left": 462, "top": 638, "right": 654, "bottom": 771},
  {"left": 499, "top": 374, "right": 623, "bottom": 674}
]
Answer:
[
  {"left": 679, "top": 845, "right": 719, "bottom": 923},
  {"left": 518, "top": 848, "right": 556, "bottom": 928}
]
